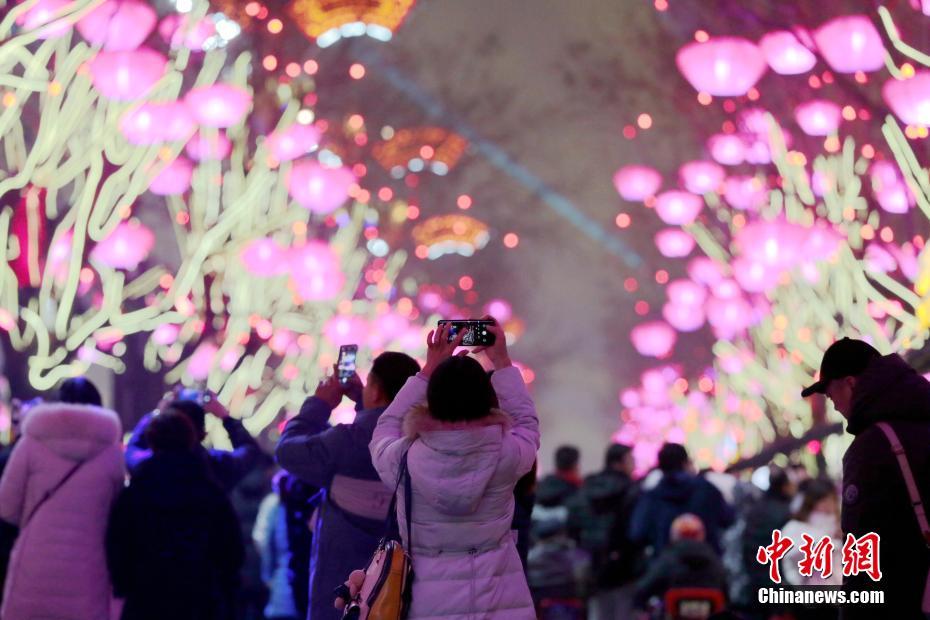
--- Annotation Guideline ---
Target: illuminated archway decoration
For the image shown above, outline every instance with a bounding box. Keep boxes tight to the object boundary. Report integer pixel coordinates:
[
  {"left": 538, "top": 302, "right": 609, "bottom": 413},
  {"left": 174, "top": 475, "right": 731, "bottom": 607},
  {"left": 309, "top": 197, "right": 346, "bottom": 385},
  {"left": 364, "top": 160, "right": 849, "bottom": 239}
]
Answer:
[
  {"left": 411, "top": 215, "right": 490, "bottom": 259},
  {"left": 287, "top": 0, "right": 416, "bottom": 47},
  {"left": 372, "top": 127, "right": 468, "bottom": 176}
]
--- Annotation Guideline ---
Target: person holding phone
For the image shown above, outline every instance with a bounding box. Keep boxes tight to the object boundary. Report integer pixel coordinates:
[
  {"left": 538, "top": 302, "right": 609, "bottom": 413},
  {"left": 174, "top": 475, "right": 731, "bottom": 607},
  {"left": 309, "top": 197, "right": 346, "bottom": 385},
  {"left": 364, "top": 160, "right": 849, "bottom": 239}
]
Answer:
[
  {"left": 369, "top": 316, "right": 539, "bottom": 619},
  {"left": 275, "top": 350, "right": 420, "bottom": 620}
]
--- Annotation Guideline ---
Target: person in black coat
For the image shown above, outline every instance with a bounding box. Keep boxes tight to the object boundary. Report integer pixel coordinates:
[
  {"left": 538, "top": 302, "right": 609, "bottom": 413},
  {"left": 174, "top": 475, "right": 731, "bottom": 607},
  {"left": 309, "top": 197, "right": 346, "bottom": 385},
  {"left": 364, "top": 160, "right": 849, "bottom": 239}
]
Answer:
[
  {"left": 802, "top": 338, "right": 930, "bottom": 619},
  {"left": 741, "top": 467, "right": 795, "bottom": 596},
  {"left": 107, "top": 408, "right": 245, "bottom": 620}
]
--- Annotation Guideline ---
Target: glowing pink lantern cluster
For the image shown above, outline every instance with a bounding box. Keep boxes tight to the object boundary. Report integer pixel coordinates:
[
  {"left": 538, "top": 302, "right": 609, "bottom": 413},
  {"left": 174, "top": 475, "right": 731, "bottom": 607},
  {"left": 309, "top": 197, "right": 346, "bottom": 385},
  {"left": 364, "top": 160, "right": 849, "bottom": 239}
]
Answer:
[
  {"left": 89, "top": 48, "right": 167, "bottom": 101},
  {"left": 90, "top": 221, "right": 155, "bottom": 270},
  {"left": 679, "top": 161, "right": 725, "bottom": 194},
  {"left": 663, "top": 279, "right": 707, "bottom": 332},
  {"left": 77, "top": 0, "right": 157, "bottom": 51},
  {"left": 883, "top": 72, "right": 930, "bottom": 127},
  {"left": 241, "top": 238, "right": 289, "bottom": 277},
  {"left": 266, "top": 124, "right": 322, "bottom": 162},
  {"left": 288, "top": 242, "right": 344, "bottom": 301},
  {"left": 630, "top": 321, "right": 677, "bottom": 358},
  {"left": 655, "top": 190, "right": 703, "bottom": 225},
  {"left": 287, "top": 161, "right": 356, "bottom": 214},
  {"left": 185, "top": 84, "right": 252, "bottom": 128},
  {"left": 675, "top": 37, "right": 767, "bottom": 96},
  {"left": 794, "top": 100, "right": 842, "bottom": 136},
  {"left": 688, "top": 257, "right": 727, "bottom": 286},
  {"left": 813, "top": 15, "right": 885, "bottom": 74},
  {"left": 613, "top": 166, "right": 662, "bottom": 201},
  {"left": 120, "top": 101, "right": 195, "bottom": 145},
  {"left": 148, "top": 157, "right": 194, "bottom": 195},
  {"left": 759, "top": 31, "right": 817, "bottom": 75},
  {"left": 655, "top": 229, "right": 695, "bottom": 258}
]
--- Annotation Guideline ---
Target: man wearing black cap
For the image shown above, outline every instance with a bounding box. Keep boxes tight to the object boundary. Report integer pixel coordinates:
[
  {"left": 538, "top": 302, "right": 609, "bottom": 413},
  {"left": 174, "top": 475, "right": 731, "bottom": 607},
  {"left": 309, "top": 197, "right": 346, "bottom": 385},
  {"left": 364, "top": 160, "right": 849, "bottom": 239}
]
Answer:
[{"left": 803, "top": 337, "right": 930, "bottom": 618}]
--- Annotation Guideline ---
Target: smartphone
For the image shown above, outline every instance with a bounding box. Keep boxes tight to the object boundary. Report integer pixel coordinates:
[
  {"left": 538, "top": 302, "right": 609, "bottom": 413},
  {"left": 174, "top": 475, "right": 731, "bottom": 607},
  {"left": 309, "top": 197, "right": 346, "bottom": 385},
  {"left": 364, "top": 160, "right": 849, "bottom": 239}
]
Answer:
[
  {"left": 337, "top": 344, "right": 358, "bottom": 384},
  {"left": 438, "top": 320, "right": 496, "bottom": 346}
]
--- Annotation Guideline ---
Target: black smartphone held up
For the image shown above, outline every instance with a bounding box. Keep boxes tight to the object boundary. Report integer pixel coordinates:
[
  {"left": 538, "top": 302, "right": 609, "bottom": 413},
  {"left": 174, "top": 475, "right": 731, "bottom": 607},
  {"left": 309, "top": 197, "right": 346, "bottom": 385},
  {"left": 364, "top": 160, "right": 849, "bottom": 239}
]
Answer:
[
  {"left": 438, "top": 320, "right": 496, "bottom": 346},
  {"left": 337, "top": 344, "right": 358, "bottom": 384}
]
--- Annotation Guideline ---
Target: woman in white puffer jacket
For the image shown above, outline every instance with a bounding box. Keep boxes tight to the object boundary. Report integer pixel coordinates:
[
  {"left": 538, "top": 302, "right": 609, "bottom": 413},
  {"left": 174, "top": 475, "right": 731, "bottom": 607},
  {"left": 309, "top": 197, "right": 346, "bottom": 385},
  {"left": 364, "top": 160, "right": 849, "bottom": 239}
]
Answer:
[{"left": 370, "top": 318, "right": 539, "bottom": 620}]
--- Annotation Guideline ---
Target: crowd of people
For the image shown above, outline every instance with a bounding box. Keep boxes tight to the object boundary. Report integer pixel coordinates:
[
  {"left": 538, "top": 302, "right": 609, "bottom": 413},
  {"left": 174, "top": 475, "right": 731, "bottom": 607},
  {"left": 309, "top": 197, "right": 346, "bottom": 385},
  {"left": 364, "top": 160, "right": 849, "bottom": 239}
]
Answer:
[{"left": 0, "top": 327, "right": 927, "bottom": 620}]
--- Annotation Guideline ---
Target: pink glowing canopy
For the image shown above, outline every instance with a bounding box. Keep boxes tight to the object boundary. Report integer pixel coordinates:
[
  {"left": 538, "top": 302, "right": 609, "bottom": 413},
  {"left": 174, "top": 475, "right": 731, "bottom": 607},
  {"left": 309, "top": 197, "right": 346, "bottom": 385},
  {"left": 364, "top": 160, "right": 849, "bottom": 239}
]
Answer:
[
  {"left": 759, "top": 30, "right": 817, "bottom": 75},
  {"left": 266, "top": 124, "right": 322, "bottom": 162},
  {"left": 655, "top": 190, "right": 704, "bottom": 226},
  {"left": 655, "top": 228, "right": 695, "bottom": 258},
  {"left": 90, "top": 221, "right": 155, "bottom": 270},
  {"left": 707, "top": 133, "right": 746, "bottom": 166},
  {"left": 120, "top": 101, "right": 195, "bottom": 145},
  {"left": 631, "top": 321, "right": 677, "bottom": 358},
  {"left": 675, "top": 37, "right": 767, "bottom": 96},
  {"left": 813, "top": 15, "right": 885, "bottom": 74},
  {"left": 241, "top": 238, "right": 289, "bottom": 277},
  {"left": 679, "top": 161, "right": 725, "bottom": 195},
  {"left": 794, "top": 100, "right": 842, "bottom": 136},
  {"left": 185, "top": 84, "right": 252, "bottom": 128},
  {"left": 288, "top": 242, "right": 345, "bottom": 301},
  {"left": 287, "top": 161, "right": 356, "bottom": 214},
  {"left": 89, "top": 48, "right": 168, "bottom": 101},
  {"left": 148, "top": 157, "right": 193, "bottom": 196},
  {"left": 882, "top": 72, "right": 930, "bottom": 127},
  {"left": 77, "top": 0, "right": 157, "bottom": 51},
  {"left": 613, "top": 165, "right": 662, "bottom": 201}
]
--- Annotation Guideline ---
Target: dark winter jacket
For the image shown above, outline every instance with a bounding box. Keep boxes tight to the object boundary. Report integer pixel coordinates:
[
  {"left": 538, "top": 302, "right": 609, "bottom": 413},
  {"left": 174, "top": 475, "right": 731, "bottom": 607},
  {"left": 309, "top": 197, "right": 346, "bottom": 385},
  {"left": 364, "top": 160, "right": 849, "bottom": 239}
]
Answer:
[
  {"left": 536, "top": 473, "right": 579, "bottom": 509},
  {"left": 741, "top": 490, "right": 792, "bottom": 589},
  {"left": 275, "top": 398, "right": 393, "bottom": 620},
  {"left": 839, "top": 353, "right": 930, "bottom": 619},
  {"left": 567, "top": 469, "right": 641, "bottom": 588},
  {"left": 629, "top": 471, "right": 735, "bottom": 555},
  {"left": 106, "top": 450, "right": 245, "bottom": 620},
  {"left": 633, "top": 539, "right": 728, "bottom": 608},
  {"left": 126, "top": 412, "right": 263, "bottom": 492},
  {"left": 527, "top": 535, "right": 591, "bottom": 602}
]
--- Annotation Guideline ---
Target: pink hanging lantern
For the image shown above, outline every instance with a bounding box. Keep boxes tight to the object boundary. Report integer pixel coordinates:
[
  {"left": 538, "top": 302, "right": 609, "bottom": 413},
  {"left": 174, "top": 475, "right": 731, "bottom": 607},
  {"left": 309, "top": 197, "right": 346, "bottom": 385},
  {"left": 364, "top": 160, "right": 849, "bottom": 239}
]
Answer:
[
  {"left": 675, "top": 37, "right": 767, "bottom": 96},
  {"left": 813, "top": 15, "right": 885, "bottom": 74},
  {"left": 612, "top": 165, "right": 662, "bottom": 201},
  {"left": 706, "top": 296, "right": 754, "bottom": 339},
  {"left": 654, "top": 190, "right": 704, "bottom": 225},
  {"left": 187, "top": 342, "right": 218, "bottom": 381},
  {"left": 803, "top": 223, "right": 842, "bottom": 260},
  {"left": 77, "top": 0, "right": 157, "bottom": 51},
  {"left": 911, "top": 0, "right": 930, "bottom": 15},
  {"left": 667, "top": 279, "right": 707, "bottom": 307},
  {"left": 655, "top": 229, "right": 695, "bottom": 258},
  {"left": 712, "top": 278, "right": 743, "bottom": 299},
  {"left": 266, "top": 124, "right": 322, "bottom": 162},
  {"left": 630, "top": 321, "right": 677, "bottom": 358},
  {"left": 724, "top": 175, "right": 768, "bottom": 211},
  {"left": 159, "top": 14, "right": 217, "bottom": 50},
  {"left": 882, "top": 72, "right": 930, "bottom": 126},
  {"left": 759, "top": 30, "right": 817, "bottom": 75},
  {"left": 732, "top": 257, "right": 780, "bottom": 293},
  {"left": 288, "top": 242, "right": 344, "bottom": 301},
  {"left": 663, "top": 302, "right": 706, "bottom": 332},
  {"left": 88, "top": 48, "right": 167, "bottom": 101},
  {"left": 324, "top": 315, "right": 369, "bottom": 347},
  {"left": 864, "top": 243, "right": 898, "bottom": 273},
  {"left": 483, "top": 299, "right": 513, "bottom": 323},
  {"left": 708, "top": 134, "right": 746, "bottom": 166},
  {"left": 688, "top": 257, "right": 727, "bottom": 286},
  {"left": 120, "top": 101, "right": 195, "bottom": 145},
  {"left": 287, "top": 161, "right": 355, "bottom": 214},
  {"left": 241, "top": 238, "right": 289, "bottom": 277},
  {"left": 16, "top": 0, "right": 72, "bottom": 39},
  {"left": 90, "top": 221, "right": 154, "bottom": 270},
  {"left": 152, "top": 323, "right": 180, "bottom": 346},
  {"left": 679, "top": 161, "right": 725, "bottom": 194},
  {"left": 185, "top": 131, "right": 231, "bottom": 161},
  {"left": 810, "top": 170, "right": 834, "bottom": 196},
  {"left": 876, "top": 184, "right": 913, "bottom": 214},
  {"left": 184, "top": 84, "right": 252, "bottom": 128},
  {"left": 795, "top": 100, "right": 842, "bottom": 136},
  {"left": 47, "top": 230, "right": 73, "bottom": 281},
  {"left": 148, "top": 157, "right": 194, "bottom": 195}
]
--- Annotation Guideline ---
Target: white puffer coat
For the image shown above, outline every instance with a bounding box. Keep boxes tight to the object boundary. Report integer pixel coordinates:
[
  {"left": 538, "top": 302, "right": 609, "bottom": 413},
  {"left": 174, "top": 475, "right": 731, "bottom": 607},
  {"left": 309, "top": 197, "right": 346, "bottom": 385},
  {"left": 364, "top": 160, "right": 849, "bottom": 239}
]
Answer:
[
  {"left": 0, "top": 402, "right": 125, "bottom": 620},
  {"left": 370, "top": 365, "right": 539, "bottom": 620}
]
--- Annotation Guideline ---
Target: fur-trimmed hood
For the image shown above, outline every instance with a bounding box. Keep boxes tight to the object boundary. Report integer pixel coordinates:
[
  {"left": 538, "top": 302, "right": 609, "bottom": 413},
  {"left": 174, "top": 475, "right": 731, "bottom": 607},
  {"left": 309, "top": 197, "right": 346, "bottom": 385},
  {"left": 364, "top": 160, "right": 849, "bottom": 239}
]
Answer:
[
  {"left": 22, "top": 402, "right": 122, "bottom": 462},
  {"left": 403, "top": 405, "right": 512, "bottom": 516}
]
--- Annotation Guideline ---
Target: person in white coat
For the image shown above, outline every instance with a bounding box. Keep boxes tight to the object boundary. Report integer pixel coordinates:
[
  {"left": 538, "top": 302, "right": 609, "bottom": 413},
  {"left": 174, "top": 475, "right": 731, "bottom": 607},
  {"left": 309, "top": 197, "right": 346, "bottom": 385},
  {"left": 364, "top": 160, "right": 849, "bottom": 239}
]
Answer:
[
  {"left": 369, "top": 317, "right": 539, "bottom": 620},
  {"left": 0, "top": 377, "right": 125, "bottom": 620}
]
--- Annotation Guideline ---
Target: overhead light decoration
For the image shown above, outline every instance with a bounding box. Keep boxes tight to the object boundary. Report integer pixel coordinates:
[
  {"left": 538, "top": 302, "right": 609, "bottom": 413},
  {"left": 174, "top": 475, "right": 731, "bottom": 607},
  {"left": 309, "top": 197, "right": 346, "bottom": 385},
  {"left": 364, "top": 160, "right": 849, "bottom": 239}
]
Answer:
[
  {"left": 287, "top": 0, "right": 416, "bottom": 47},
  {"left": 411, "top": 215, "right": 490, "bottom": 259},
  {"left": 372, "top": 126, "right": 468, "bottom": 177}
]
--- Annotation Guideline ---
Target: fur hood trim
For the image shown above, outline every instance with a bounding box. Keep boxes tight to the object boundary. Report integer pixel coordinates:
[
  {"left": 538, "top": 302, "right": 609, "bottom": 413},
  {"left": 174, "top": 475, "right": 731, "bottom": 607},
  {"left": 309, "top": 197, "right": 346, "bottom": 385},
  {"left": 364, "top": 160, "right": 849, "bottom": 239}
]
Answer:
[
  {"left": 402, "top": 405, "right": 512, "bottom": 439},
  {"left": 22, "top": 402, "right": 121, "bottom": 459}
]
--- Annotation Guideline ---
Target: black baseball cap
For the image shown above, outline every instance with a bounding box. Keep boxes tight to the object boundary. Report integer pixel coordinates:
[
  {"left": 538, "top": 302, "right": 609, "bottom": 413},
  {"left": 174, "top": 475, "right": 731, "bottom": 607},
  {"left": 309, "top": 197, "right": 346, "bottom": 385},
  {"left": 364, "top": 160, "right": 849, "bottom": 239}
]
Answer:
[{"left": 801, "top": 337, "right": 881, "bottom": 397}]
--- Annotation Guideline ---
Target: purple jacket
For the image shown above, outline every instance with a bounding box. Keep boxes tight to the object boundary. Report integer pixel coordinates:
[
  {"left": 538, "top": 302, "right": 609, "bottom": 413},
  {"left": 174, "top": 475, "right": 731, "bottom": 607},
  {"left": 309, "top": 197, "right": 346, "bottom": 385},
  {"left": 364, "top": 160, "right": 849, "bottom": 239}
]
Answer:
[{"left": 370, "top": 366, "right": 539, "bottom": 619}]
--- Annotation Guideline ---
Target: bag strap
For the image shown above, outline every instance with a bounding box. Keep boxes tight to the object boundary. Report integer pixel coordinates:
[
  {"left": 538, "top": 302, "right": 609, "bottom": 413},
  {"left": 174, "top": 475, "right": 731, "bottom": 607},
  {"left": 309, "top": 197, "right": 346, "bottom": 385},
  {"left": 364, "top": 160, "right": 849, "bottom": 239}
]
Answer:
[
  {"left": 404, "top": 450, "right": 413, "bottom": 553},
  {"left": 22, "top": 459, "right": 85, "bottom": 529},
  {"left": 384, "top": 449, "right": 411, "bottom": 542},
  {"left": 876, "top": 422, "right": 930, "bottom": 548}
]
